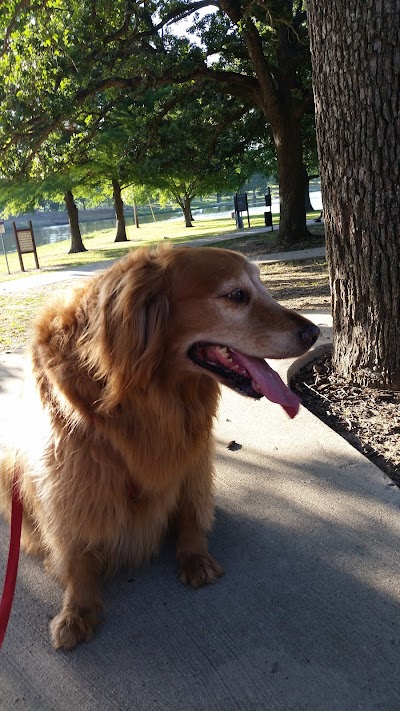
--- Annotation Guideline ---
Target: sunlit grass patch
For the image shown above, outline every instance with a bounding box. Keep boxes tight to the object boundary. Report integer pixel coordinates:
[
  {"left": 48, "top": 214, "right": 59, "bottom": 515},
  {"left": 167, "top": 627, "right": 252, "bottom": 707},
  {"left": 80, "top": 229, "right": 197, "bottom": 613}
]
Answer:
[{"left": 0, "top": 283, "right": 63, "bottom": 350}]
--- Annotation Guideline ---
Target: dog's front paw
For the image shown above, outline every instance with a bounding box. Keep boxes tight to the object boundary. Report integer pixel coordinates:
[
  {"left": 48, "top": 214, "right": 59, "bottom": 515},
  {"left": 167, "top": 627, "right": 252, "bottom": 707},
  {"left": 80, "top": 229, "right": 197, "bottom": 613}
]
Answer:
[
  {"left": 178, "top": 552, "right": 224, "bottom": 588},
  {"left": 50, "top": 606, "right": 103, "bottom": 651}
]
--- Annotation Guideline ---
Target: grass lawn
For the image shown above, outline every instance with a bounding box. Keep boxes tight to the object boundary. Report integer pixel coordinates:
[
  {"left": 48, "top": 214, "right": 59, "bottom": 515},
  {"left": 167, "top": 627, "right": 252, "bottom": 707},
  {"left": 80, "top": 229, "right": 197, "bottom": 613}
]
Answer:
[
  {"left": 0, "top": 210, "right": 322, "bottom": 282},
  {"left": 0, "top": 282, "right": 66, "bottom": 350}
]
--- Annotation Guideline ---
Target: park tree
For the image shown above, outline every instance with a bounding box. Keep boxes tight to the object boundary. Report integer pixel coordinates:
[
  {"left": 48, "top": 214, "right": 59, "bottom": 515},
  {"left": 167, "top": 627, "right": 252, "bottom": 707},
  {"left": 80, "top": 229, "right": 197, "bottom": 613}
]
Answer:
[
  {"left": 63, "top": 187, "right": 87, "bottom": 253},
  {"left": 85, "top": 119, "right": 133, "bottom": 243},
  {"left": 84, "top": 88, "right": 201, "bottom": 236},
  {"left": 307, "top": 0, "right": 400, "bottom": 389},
  {"left": 188, "top": 1, "right": 315, "bottom": 244},
  {"left": 123, "top": 183, "right": 156, "bottom": 228},
  {"left": 85, "top": 89, "right": 189, "bottom": 240},
  {"left": 0, "top": 1, "right": 315, "bottom": 247},
  {"left": 130, "top": 87, "right": 265, "bottom": 227},
  {"left": 0, "top": 8, "right": 112, "bottom": 254},
  {"left": 0, "top": 169, "right": 88, "bottom": 253}
]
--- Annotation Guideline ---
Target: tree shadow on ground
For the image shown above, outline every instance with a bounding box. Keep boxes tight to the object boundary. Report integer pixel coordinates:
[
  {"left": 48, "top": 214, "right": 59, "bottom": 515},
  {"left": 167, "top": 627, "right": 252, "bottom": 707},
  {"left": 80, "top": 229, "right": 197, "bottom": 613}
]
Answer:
[{"left": 1, "top": 443, "right": 399, "bottom": 711}]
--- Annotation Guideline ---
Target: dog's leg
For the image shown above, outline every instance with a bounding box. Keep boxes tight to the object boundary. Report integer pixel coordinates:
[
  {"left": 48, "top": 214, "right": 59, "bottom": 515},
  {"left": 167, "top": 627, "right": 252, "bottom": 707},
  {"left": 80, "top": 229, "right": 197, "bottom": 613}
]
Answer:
[
  {"left": 176, "top": 452, "right": 224, "bottom": 588},
  {"left": 49, "top": 550, "right": 104, "bottom": 651},
  {"left": 176, "top": 500, "right": 224, "bottom": 588}
]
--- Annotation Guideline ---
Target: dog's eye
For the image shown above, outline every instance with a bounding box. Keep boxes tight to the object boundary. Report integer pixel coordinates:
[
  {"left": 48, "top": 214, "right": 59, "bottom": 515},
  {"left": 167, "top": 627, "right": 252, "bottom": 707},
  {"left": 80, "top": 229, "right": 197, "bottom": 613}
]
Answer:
[{"left": 224, "top": 288, "right": 248, "bottom": 303}]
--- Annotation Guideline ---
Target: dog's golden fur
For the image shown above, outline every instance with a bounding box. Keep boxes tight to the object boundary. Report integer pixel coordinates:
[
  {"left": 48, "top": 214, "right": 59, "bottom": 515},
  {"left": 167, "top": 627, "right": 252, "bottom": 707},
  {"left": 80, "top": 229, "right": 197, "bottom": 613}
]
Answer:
[{"left": 0, "top": 246, "right": 318, "bottom": 650}]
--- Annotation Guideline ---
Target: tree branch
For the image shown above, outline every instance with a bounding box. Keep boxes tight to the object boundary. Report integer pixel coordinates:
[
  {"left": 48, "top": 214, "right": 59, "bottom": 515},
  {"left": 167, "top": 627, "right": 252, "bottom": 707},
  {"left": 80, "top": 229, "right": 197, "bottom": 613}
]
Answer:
[
  {"left": 103, "top": 0, "right": 138, "bottom": 43},
  {"left": 218, "top": 0, "right": 281, "bottom": 125},
  {"left": 187, "top": 66, "right": 261, "bottom": 105},
  {"left": 153, "top": 1, "right": 219, "bottom": 32}
]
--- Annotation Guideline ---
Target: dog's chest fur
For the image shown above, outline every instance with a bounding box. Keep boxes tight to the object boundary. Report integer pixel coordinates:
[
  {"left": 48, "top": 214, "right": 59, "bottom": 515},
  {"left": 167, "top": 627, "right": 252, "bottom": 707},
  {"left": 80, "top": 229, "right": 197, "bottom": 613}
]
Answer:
[{"left": 22, "top": 371, "right": 219, "bottom": 565}]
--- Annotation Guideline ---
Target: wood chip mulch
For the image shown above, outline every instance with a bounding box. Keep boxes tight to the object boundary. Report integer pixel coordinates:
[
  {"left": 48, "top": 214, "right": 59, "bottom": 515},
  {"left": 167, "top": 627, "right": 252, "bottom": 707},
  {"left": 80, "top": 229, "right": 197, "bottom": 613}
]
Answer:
[{"left": 291, "top": 351, "right": 400, "bottom": 488}]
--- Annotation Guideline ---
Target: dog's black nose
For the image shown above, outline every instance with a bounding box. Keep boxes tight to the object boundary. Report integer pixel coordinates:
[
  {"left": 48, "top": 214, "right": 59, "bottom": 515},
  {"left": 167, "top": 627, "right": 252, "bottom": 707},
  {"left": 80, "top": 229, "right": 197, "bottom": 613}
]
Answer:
[{"left": 299, "top": 323, "right": 320, "bottom": 350}]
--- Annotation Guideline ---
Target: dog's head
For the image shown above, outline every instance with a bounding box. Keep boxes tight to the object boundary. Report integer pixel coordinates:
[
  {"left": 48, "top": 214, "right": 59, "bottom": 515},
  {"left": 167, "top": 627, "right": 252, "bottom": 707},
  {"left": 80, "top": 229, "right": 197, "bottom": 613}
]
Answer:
[{"left": 82, "top": 246, "right": 319, "bottom": 415}]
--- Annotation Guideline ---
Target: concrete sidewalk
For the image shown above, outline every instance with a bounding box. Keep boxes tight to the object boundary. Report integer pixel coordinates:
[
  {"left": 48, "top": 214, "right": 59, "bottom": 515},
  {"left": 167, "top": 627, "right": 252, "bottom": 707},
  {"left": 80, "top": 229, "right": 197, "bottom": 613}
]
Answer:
[{"left": 1, "top": 305, "right": 400, "bottom": 709}]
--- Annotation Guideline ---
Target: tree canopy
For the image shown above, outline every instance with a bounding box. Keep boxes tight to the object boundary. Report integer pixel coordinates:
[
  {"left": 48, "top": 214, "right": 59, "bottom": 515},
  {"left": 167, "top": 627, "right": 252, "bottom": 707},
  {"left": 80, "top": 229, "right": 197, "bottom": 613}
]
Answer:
[
  {"left": 129, "top": 86, "right": 268, "bottom": 225},
  {"left": 0, "top": 1, "right": 315, "bottom": 245}
]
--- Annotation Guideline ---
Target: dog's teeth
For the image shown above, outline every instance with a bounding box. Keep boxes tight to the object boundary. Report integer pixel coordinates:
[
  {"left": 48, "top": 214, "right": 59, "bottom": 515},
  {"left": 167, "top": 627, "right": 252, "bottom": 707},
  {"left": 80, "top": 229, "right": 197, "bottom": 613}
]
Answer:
[{"left": 218, "top": 346, "right": 229, "bottom": 357}]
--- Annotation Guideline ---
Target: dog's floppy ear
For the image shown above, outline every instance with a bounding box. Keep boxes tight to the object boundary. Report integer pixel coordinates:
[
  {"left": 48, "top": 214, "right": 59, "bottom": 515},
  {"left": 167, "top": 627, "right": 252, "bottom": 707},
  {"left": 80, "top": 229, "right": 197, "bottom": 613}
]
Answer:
[{"left": 83, "top": 250, "right": 169, "bottom": 412}]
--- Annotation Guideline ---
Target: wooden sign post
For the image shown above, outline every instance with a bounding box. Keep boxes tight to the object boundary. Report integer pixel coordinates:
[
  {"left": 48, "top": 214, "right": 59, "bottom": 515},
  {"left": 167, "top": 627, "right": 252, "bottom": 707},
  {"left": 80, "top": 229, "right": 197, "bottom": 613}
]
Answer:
[{"left": 13, "top": 221, "right": 40, "bottom": 271}]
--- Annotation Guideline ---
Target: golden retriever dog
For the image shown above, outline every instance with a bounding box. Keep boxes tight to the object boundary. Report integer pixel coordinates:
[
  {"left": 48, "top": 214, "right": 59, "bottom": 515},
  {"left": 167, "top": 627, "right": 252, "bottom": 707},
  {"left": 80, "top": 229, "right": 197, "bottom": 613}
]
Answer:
[{"left": 0, "top": 246, "right": 319, "bottom": 650}]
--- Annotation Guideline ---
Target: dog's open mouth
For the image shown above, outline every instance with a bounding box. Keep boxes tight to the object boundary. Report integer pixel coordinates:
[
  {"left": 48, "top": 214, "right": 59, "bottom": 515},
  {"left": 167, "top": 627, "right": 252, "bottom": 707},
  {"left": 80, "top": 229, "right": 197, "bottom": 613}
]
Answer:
[{"left": 188, "top": 343, "right": 300, "bottom": 418}]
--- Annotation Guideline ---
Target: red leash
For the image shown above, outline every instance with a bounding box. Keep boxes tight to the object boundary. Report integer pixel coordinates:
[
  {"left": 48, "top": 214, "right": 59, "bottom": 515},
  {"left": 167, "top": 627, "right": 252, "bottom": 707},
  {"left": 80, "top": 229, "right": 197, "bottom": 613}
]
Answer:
[{"left": 0, "top": 472, "right": 23, "bottom": 648}]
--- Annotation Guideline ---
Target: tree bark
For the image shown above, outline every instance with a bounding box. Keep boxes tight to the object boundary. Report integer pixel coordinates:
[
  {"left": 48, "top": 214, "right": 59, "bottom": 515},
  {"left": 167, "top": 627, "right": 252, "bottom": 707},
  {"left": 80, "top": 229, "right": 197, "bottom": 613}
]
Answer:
[
  {"left": 133, "top": 197, "right": 140, "bottom": 228},
  {"left": 273, "top": 116, "right": 310, "bottom": 246},
  {"left": 308, "top": 0, "right": 400, "bottom": 388},
  {"left": 112, "top": 179, "right": 128, "bottom": 242},
  {"left": 64, "top": 190, "right": 87, "bottom": 253},
  {"left": 179, "top": 195, "right": 193, "bottom": 227}
]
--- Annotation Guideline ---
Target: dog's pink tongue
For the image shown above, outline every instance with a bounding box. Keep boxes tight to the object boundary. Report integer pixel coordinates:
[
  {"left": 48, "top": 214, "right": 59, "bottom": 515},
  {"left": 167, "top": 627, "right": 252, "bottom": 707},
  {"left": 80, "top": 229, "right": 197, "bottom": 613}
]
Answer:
[{"left": 231, "top": 350, "right": 300, "bottom": 418}]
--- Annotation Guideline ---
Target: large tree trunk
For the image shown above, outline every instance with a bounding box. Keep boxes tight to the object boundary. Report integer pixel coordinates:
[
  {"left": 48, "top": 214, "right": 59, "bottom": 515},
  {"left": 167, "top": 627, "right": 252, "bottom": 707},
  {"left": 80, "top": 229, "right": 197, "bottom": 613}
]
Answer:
[
  {"left": 274, "top": 117, "right": 311, "bottom": 247},
  {"left": 133, "top": 197, "right": 140, "bottom": 228},
  {"left": 308, "top": 0, "right": 400, "bottom": 389},
  {"left": 64, "top": 190, "right": 87, "bottom": 254},
  {"left": 112, "top": 179, "right": 128, "bottom": 242},
  {"left": 178, "top": 195, "right": 193, "bottom": 227}
]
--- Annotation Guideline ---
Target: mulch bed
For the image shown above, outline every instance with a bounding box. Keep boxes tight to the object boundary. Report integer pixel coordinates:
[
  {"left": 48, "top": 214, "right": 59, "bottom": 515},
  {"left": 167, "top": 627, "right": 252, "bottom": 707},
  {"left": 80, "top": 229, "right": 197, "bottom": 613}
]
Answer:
[{"left": 292, "top": 350, "right": 400, "bottom": 488}]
